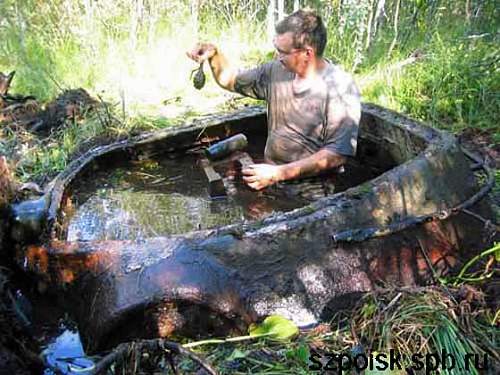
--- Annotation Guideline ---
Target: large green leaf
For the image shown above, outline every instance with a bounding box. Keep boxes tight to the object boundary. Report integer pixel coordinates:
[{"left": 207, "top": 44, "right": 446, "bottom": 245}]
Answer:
[{"left": 248, "top": 315, "right": 299, "bottom": 341}]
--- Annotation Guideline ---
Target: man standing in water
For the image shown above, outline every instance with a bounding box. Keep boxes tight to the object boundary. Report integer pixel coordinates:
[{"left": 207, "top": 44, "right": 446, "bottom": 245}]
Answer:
[{"left": 187, "top": 9, "right": 361, "bottom": 199}]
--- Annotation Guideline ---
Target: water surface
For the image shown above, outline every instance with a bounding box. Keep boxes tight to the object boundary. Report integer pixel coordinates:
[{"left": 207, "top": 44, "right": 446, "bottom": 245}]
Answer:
[{"left": 64, "top": 154, "right": 308, "bottom": 241}]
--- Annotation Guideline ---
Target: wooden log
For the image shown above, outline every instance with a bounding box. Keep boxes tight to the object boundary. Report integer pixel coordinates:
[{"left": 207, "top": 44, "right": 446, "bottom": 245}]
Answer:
[{"left": 0, "top": 71, "right": 15, "bottom": 97}]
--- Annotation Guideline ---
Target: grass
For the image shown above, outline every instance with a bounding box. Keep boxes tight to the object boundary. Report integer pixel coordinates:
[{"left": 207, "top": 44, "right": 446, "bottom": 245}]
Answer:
[
  {"left": 370, "top": 35, "right": 498, "bottom": 132},
  {"left": 0, "top": 1, "right": 498, "bottom": 373},
  {"left": 104, "top": 286, "right": 498, "bottom": 374},
  {"left": 0, "top": 1, "right": 500, "bottom": 179},
  {"left": 1, "top": 2, "right": 497, "bottom": 183}
]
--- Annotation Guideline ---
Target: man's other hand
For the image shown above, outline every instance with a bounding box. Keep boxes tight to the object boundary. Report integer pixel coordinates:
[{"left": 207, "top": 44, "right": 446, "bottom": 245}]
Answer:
[
  {"left": 242, "top": 164, "right": 283, "bottom": 190},
  {"left": 186, "top": 43, "right": 218, "bottom": 63}
]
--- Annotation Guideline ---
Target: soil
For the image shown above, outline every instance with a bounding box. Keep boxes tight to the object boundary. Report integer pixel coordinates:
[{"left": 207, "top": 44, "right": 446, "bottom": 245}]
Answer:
[
  {"left": 458, "top": 128, "right": 499, "bottom": 223},
  {"left": 0, "top": 88, "right": 98, "bottom": 134},
  {"left": 458, "top": 127, "right": 499, "bottom": 168}
]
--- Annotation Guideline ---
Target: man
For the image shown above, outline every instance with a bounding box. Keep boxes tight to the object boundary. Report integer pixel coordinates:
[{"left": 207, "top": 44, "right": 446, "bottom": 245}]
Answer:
[{"left": 187, "top": 10, "right": 360, "bottom": 199}]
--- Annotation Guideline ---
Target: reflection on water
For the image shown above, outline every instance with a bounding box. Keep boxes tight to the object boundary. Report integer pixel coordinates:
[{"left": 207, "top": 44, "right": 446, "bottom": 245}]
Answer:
[
  {"left": 67, "top": 191, "right": 248, "bottom": 241},
  {"left": 43, "top": 326, "right": 94, "bottom": 374},
  {"left": 65, "top": 155, "right": 307, "bottom": 241}
]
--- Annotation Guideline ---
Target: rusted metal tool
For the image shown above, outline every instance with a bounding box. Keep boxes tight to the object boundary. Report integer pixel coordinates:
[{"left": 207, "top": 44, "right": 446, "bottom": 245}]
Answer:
[
  {"left": 200, "top": 158, "right": 226, "bottom": 198},
  {"left": 205, "top": 134, "right": 248, "bottom": 161},
  {"left": 201, "top": 134, "right": 254, "bottom": 197}
]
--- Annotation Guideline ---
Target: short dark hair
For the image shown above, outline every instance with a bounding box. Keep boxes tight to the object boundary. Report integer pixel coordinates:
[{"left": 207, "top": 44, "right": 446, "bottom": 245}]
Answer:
[{"left": 275, "top": 10, "right": 327, "bottom": 57}]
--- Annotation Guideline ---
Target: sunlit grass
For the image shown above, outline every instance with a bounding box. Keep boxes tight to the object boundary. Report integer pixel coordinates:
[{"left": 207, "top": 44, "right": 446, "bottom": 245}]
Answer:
[
  {"left": 0, "top": 0, "right": 498, "bottom": 185},
  {"left": 1, "top": 5, "right": 268, "bottom": 118},
  {"left": 362, "top": 32, "right": 499, "bottom": 132}
]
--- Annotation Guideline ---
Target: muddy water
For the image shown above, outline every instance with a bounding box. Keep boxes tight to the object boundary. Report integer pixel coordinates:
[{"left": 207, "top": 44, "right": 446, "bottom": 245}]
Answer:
[
  {"left": 63, "top": 154, "right": 309, "bottom": 241},
  {"left": 39, "top": 142, "right": 389, "bottom": 371},
  {"left": 24, "top": 290, "right": 94, "bottom": 375},
  {"left": 62, "top": 142, "right": 386, "bottom": 242},
  {"left": 42, "top": 326, "right": 94, "bottom": 374}
]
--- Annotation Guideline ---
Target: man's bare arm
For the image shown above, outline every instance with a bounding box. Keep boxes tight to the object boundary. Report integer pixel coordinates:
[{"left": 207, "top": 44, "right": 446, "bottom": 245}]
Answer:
[
  {"left": 242, "top": 149, "right": 346, "bottom": 190},
  {"left": 208, "top": 49, "right": 239, "bottom": 91},
  {"left": 278, "top": 149, "right": 345, "bottom": 181},
  {"left": 187, "top": 43, "right": 238, "bottom": 92}
]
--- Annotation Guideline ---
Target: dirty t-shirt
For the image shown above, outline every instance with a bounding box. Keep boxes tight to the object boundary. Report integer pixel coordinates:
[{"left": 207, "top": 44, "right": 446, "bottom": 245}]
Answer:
[{"left": 234, "top": 60, "right": 361, "bottom": 164}]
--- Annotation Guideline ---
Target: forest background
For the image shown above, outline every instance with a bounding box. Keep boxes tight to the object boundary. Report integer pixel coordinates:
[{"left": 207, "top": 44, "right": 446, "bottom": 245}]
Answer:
[
  {"left": 0, "top": 0, "right": 498, "bottom": 374},
  {"left": 0, "top": 0, "right": 498, "bottom": 183}
]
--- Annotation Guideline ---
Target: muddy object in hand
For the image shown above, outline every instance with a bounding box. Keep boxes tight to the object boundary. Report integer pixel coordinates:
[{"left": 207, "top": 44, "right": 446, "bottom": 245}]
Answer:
[
  {"left": 205, "top": 134, "right": 248, "bottom": 161},
  {"left": 191, "top": 62, "right": 206, "bottom": 90}
]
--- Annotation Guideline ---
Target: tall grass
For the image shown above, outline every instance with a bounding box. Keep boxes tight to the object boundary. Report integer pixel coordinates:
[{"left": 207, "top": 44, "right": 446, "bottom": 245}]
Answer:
[
  {"left": 0, "top": 0, "right": 268, "bottom": 113},
  {"left": 0, "top": 1, "right": 497, "bottom": 126},
  {"left": 362, "top": 31, "right": 499, "bottom": 132},
  {"left": 0, "top": 0, "right": 498, "bottom": 182}
]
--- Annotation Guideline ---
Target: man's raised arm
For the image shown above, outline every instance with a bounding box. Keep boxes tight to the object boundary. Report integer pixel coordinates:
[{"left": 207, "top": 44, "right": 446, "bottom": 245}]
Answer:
[{"left": 186, "top": 43, "right": 238, "bottom": 92}]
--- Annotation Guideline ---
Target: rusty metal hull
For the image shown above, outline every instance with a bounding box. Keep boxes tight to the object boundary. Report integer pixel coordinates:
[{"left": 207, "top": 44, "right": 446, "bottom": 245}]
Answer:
[{"left": 19, "top": 104, "right": 494, "bottom": 352}]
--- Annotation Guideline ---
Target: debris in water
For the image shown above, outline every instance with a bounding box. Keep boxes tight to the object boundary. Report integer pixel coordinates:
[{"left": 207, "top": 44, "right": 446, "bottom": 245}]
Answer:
[{"left": 42, "top": 327, "right": 94, "bottom": 374}]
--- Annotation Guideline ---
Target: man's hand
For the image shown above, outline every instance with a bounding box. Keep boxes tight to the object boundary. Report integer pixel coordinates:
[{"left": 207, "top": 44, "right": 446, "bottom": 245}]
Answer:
[
  {"left": 242, "top": 164, "right": 283, "bottom": 190},
  {"left": 242, "top": 150, "right": 346, "bottom": 191},
  {"left": 186, "top": 43, "right": 236, "bottom": 91},
  {"left": 186, "top": 43, "right": 218, "bottom": 63}
]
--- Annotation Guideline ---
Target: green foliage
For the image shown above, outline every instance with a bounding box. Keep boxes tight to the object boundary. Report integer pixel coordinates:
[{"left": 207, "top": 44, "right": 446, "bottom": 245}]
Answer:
[
  {"left": 365, "top": 354, "right": 404, "bottom": 375},
  {"left": 0, "top": 0, "right": 497, "bottom": 137},
  {"left": 374, "top": 34, "right": 498, "bottom": 131},
  {"left": 451, "top": 243, "right": 499, "bottom": 285},
  {"left": 0, "top": 4, "right": 497, "bottom": 374},
  {"left": 171, "top": 287, "right": 497, "bottom": 375},
  {"left": 249, "top": 315, "right": 299, "bottom": 341}
]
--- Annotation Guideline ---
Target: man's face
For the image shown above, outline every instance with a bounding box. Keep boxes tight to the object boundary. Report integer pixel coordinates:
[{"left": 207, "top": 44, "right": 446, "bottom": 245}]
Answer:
[{"left": 273, "top": 32, "right": 307, "bottom": 73}]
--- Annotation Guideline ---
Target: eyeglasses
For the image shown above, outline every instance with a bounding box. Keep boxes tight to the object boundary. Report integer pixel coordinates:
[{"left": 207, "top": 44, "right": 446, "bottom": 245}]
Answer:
[
  {"left": 273, "top": 40, "right": 303, "bottom": 56},
  {"left": 275, "top": 48, "right": 304, "bottom": 60}
]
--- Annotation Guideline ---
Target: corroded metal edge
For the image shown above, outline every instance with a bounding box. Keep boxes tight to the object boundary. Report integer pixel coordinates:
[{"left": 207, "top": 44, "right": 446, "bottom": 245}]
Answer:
[
  {"left": 22, "top": 104, "right": 496, "bottom": 352},
  {"left": 44, "top": 103, "right": 451, "bottom": 241}
]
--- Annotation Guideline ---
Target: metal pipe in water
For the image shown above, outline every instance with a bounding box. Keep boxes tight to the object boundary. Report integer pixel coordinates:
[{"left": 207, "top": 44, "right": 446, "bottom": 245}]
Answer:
[{"left": 205, "top": 134, "right": 248, "bottom": 161}]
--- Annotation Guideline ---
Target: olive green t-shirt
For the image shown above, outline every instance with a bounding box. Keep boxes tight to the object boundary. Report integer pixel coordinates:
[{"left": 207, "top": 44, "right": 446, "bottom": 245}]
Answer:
[{"left": 234, "top": 60, "right": 361, "bottom": 164}]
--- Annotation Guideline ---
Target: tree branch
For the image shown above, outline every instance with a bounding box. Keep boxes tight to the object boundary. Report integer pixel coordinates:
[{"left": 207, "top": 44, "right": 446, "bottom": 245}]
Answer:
[{"left": 92, "top": 338, "right": 218, "bottom": 375}]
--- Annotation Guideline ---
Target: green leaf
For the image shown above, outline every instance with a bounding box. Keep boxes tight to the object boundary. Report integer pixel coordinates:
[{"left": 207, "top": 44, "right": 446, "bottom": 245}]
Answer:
[
  {"left": 248, "top": 315, "right": 299, "bottom": 341},
  {"left": 295, "top": 343, "right": 310, "bottom": 364},
  {"left": 227, "top": 349, "right": 248, "bottom": 361}
]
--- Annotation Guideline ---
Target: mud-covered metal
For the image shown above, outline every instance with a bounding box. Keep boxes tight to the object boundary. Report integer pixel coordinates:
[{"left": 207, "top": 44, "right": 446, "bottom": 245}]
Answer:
[
  {"left": 191, "top": 62, "right": 206, "bottom": 90},
  {"left": 205, "top": 133, "right": 248, "bottom": 160},
  {"left": 16, "top": 104, "right": 495, "bottom": 352}
]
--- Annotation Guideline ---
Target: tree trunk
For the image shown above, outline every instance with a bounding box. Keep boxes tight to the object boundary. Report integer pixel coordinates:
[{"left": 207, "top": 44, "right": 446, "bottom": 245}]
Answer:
[
  {"left": 372, "top": 0, "right": 386, "bottom": 38},
  {"left": 387, "top": 0, "right": 401, "bottom": 57},
  {"left": 267, "top": 0, "right": 276, "bottom": 45},
  {"left": 191, "top": 0, "right": 200, "bottom": 39},
  {"left": 277, "top": 0, "right": 285, "bottom": 21}
]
